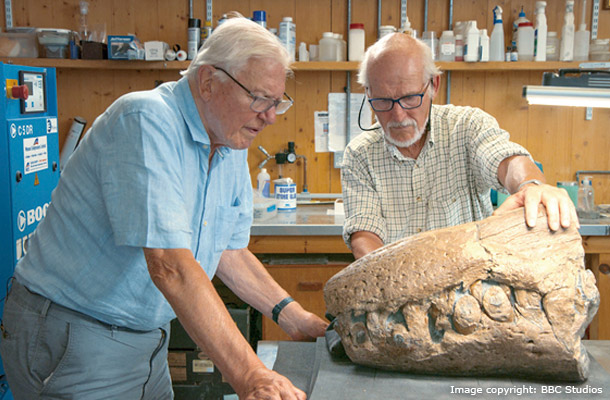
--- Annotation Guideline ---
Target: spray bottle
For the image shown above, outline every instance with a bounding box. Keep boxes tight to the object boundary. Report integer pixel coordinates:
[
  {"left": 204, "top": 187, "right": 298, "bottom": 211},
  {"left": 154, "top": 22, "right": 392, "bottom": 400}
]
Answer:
[
  {"left": 560, "top": 0, "right": 575, "bottom": 61},
  {"left": 574, "top": 0, "right": 590, "bottom": 61},
  {"left": 534, "top": 1, "right": 547, "bottom": 61},
  {"left": 490, "top": 6, "right": 505, "bottom": 61}
]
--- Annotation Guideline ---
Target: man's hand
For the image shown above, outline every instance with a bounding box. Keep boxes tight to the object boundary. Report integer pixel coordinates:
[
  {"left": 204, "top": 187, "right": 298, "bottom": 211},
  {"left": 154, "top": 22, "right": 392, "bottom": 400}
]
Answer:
[
  {"left": 241, "top": 367, "right": 306, "bottom": 400},
  {"left": 278, "top": 301, "right": 328, "bottom": 341},
  {"left": 493, "top": 183, "right": 579, "bottom": 230}
]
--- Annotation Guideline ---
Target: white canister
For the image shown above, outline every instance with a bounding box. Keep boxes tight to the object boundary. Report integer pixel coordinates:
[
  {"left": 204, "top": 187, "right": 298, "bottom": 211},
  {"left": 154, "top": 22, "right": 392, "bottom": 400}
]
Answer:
[
  {"left": 379, "top": 25, "right": 396, "bottom": 39},
  {"left": 274, "top": 178, "right": 297, "bottom": 211},
  {"left": 348, "top": 23, "right": 365, "bottom": 61}
]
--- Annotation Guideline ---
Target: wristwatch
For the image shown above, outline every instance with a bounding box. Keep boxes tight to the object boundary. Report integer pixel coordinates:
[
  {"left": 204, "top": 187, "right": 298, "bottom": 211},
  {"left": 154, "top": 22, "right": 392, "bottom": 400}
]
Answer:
[{"left": 517, "top": 179, "right": 543, "bottom": 192}]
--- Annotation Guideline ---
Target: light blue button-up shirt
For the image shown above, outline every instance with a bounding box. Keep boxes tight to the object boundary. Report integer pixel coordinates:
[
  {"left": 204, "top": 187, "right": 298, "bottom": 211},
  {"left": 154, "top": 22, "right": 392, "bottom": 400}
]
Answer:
[{"left": 15, "top": 77, "right": 253, "bottom": 331}]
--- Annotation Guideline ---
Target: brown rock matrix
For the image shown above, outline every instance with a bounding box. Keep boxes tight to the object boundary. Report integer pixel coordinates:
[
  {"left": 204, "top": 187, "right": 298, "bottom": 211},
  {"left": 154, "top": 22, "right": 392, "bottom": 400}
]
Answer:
[{"left": 325, "top": 207, "right": 600, "bottom": 381}]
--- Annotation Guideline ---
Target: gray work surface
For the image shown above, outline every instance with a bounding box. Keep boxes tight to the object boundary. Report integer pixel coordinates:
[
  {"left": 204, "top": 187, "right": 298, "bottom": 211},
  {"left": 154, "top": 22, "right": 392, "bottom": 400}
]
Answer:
[
  {"left": 270, "top": 339, "right": 610, "bottom": 400},
  {"left": 250, "top": 204, "right": 610, "bottom": 236}
]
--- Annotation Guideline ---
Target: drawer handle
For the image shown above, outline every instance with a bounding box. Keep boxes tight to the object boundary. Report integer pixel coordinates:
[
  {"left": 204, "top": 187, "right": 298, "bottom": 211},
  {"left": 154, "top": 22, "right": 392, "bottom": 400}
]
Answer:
[
  {"left": 600, "top": 264, "right": 610, "bottom": 275},
  {"left": 297, "top": 282, "right": 323, "bottom": 291}
]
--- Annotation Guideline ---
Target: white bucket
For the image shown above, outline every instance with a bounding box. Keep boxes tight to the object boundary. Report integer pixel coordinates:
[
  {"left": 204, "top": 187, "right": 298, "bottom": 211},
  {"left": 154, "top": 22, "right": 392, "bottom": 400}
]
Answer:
[{"left": 274, "top": 178, "right": 297, "bottom": 211}]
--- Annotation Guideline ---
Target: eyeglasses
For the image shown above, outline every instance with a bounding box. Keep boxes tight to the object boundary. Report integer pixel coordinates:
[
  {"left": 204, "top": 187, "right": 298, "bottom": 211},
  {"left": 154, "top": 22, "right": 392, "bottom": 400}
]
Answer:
[
  {"left": 214, "top": 67, "right": 294, "bottom": 115},
  {"left": 368, "top": 80, "right": 432, "bottom": 112}
]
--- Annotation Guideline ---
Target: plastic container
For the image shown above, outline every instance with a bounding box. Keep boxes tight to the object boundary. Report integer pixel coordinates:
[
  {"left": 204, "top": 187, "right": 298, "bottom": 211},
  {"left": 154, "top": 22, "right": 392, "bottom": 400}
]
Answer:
[
  {"left": 534, "top": 1, "right": 547, "bottom": 61},
  {"left": 546, "top": 32, "right": 559, "bottom": 61},
  {"left": 577, "top": 176, "right": 597, "bottom": 219},
  {"left": 455, "top": 34, "right": 464, "bottom": 61},
  {"left": 348, "top": 23, "right": 365, "bottom": 61},
  {"left": 438, "top": 30, "right": 456, "bottom": 62},
  {"left": 279, "top": 17, "right": 296, "bottom": 62},
  {"left": 574, "top": 27, "right": 590, "bottom": 61},
  {"left": 336, "top": 34, "right": 346, "bottom": 61},
  {"left": 298, "top": 42, "right": 309, "bottom": 61},
  {"left": 574, "top": 0, "right": 590, "bottom": 61},
  {"left": 379, "top": 25, "right": 396, "bottom": 39},
  {"left": 274, "top": 178, "right": 297, "bottom": 212},
  {"left": 37, "top": 28, "right": 71, "bottom": 59},
  {"left": 252, "top": 10, "right": 267, "bottom": 28},
  {"left": 256, "top": 168, "right": 271, "bottom": 198},
  {"left": 512, "top": 6, "right": 529, "bottom": 50},
  {"left": 517, "top": 21, "right": 535, "bottom": 61},
  {"left": 590, "top": 38, "right": 610, "bottom": 61},
  {"left": 463, "top": 21, "right": 479, "bottom": 62},
  {"left": 489, "top": 6, "right": 505, "bottom": 61},
  {"left": 479, "top": 29, "right": 489, "bottom": 62},
  {"left": 560, "top": 0, "right": 575, "bottom": 61},
  {"left": 422, "top": 31, "right": 438, "bottom": 60},
  {"left": 319, "top": 32, "right": 335, "bottom": 61}
]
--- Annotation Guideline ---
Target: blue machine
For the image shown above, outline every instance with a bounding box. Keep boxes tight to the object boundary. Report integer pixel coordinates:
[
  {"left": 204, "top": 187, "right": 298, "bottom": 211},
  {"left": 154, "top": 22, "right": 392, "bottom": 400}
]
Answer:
[{"left": 0, "top": 63, "right": 60, "bottom": 399}]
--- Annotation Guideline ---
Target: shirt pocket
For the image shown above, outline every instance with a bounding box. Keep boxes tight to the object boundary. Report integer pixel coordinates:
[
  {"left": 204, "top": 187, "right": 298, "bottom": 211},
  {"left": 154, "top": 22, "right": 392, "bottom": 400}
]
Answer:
[{"left": 213, "top": 204, "right": 241, "bottom": 252}]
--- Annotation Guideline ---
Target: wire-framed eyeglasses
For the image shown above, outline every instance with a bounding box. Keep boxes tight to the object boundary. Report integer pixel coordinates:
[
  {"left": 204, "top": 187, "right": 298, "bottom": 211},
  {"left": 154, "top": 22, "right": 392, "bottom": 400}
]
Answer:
[
  {"left": 214, "top": 67, "right": 294, "bottom": 115},
  {"left": 368, "top": 80, "right": 432, "bottom": 112}
]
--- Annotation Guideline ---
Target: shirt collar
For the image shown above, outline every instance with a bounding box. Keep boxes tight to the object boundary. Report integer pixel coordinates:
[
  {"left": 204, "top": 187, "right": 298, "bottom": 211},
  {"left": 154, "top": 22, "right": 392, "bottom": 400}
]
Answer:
[{"left": 174, "top": 77, "right": 210, "bottom": 146}]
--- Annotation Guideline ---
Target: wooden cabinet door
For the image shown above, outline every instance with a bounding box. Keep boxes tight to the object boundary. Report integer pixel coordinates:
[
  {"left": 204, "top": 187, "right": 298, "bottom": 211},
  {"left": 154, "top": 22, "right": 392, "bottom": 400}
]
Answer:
[{"left": 262, "top": 263, "right": 346, "bottom": 341}]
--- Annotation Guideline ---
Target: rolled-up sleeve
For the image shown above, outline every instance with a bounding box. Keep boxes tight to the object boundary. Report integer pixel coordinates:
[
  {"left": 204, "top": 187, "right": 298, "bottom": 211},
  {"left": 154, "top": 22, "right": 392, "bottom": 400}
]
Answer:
[{"left": 341, "top": 145, "right": 387, "bottom": 249}]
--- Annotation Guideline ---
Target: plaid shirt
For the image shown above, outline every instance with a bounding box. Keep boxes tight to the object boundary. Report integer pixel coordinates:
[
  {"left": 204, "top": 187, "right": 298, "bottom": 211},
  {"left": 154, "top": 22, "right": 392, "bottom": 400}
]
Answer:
[{"left": 341, "top": 104, "right": 531, "bottom": 248}]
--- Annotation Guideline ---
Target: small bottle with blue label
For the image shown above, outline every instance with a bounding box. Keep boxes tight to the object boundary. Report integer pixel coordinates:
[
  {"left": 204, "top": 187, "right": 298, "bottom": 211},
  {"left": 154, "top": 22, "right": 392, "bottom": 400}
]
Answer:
[{"left": 257, "top": 168, "right": 271, "bottom": 198}]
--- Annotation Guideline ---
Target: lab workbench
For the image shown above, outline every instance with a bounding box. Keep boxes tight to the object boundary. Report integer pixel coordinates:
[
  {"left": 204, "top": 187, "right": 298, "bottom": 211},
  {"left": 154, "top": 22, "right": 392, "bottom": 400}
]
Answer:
[{"left": 248, "top": 204, "right": 610, "bottom": 340}]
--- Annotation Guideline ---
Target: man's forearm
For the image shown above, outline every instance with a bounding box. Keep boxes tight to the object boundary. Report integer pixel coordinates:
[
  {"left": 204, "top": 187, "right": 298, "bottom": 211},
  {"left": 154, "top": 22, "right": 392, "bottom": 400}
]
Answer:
[
  {"left": 498, "top": 155, "right": 546, "bottom": 194},
  {"left": 350, "top": 231, "right": 384, "bottom": 259},
  {"left": 143, "top": 248, "right": 264, "bottom": 396}
]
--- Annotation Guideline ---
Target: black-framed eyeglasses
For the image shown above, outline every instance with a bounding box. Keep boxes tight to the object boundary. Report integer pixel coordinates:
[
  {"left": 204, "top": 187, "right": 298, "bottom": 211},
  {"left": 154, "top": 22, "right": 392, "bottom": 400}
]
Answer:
[
  {"left": 368, "top": 80, "right": 433, "bottom": 112},
  {"left": 214, "top": 67, "right": 294, "bottom": 115}
]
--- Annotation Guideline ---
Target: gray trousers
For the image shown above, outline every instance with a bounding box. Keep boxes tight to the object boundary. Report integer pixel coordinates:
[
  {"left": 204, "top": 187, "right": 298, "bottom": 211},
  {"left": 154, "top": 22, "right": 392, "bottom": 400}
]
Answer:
[{"left": 0, "top": 280, "right": 173, "bottom": 400}]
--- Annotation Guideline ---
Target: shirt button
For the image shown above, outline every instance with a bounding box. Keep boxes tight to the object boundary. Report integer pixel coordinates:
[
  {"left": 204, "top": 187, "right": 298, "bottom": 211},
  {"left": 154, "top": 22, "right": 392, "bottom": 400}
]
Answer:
[
  {"left": 417, "top": 228, "right": 422, "bottom": 233},
  {"left": 416, "top": 196, "right": 421, "bottom": 202},
  {"left": 202, "top": 144, "right": 209, "bottom": 149},
  {"left": 204, "top": 221, "right": 208, "bottom": 226}
]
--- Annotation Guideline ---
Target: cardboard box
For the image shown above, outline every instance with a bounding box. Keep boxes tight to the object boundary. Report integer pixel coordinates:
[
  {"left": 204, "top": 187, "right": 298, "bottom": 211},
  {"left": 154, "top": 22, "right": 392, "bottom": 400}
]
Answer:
[
  {"left": 108, "top": 35, "right": 143, "bottom": 60},
  {"left": 144, "top": 41, "right": 168, "bottom": 61}
]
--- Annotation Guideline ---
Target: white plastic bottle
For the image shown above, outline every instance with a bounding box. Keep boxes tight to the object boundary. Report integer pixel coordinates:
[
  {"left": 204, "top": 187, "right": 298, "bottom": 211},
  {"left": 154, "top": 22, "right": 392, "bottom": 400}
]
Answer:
[
  {"left": 512, "top": 6, "right": 529, "bottom": 50},
  {"left": 319, "top": 32, "right": 336, "bottom": 61},
  {"left": 348, "top": 23, "right": 365, "bottom": 61},
  {"left": 463, "top": 21, "right": 480, "bottom": 62},
  {"left": 560, "top": 0, "right": 575, "bottom": 61},
  {"left": 574, "top": 0, "right": 590, "bottom": 61},
  {"left": 489, "top": 6, "right": 505, "bottom": 61},
  {"left": 479, "top": 29, "right": 490, "bottom": 62},
  {"left": 455, "top": 34, "right": 464, "bottom": 61},
  {"left": 257, "top": 168, "right": 271, "bottom": 198},
  {"left": 279, "top": 17, "right": 296, "bottom": 62},
  {"left": 546, "top": 32, "right": 559, "bottom": 60},
  {"left": 298, "top": 42, "right": 309, "bottom": 61},
  {"left": 438, "top": 30, "right": 456, "bottom": 62},
  {"left": 534, "top": 1, "right": 548, "bottom": 61},
  {"left": 517, "top": 21, "right": 535, "bottom": 61}
]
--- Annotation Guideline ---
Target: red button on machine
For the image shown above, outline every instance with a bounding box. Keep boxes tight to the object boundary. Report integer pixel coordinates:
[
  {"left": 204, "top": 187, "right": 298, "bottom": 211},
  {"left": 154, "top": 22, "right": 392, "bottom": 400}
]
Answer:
[{"left": 10, "top": 84, "right": 29, "bottom": 100}]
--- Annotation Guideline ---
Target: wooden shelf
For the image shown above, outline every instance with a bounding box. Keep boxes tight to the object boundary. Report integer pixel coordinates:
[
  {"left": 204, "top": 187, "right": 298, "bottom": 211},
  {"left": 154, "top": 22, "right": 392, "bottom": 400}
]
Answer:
[
  {"left": 0, "top": 57, "right": 191, "bottom": 70},
  {"left": 0, "top": 58, "right": 586, "bottom": 72}
]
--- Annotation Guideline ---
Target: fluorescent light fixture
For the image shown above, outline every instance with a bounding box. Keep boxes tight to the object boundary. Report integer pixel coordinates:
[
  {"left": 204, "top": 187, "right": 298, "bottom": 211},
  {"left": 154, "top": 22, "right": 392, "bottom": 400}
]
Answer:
[{"left": 523, "top": 85, "right": 610, "bottom": 108}]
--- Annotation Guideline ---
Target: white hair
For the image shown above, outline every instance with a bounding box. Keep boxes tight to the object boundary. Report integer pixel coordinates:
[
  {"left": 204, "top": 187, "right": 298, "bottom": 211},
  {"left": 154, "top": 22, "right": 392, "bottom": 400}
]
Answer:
[
  {"left": 357, "top": 33, "right": 441, "bottom": 89},
  {"left": 181, "top": 14, "right": 292, "bottom": 80}
]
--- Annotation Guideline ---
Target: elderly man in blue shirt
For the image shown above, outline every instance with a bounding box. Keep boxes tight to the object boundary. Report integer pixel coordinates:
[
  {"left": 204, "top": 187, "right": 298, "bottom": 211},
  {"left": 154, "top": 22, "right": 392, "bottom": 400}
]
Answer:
[{"left": 1, "top": 16, "right": 326, "bottom": 400}]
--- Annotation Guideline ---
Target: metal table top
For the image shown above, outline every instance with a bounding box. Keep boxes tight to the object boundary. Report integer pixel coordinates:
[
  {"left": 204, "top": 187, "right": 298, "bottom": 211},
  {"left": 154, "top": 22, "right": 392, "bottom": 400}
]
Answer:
[{"left": 250, "top": 204, "right": 610, "bottom": 237}]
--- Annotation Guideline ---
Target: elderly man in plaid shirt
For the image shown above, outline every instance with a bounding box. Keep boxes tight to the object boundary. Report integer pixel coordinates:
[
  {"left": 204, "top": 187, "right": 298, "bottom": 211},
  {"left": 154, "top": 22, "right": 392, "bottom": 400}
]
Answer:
[{"left": 341, "top": 33, "right": 577, "bottom": 259}]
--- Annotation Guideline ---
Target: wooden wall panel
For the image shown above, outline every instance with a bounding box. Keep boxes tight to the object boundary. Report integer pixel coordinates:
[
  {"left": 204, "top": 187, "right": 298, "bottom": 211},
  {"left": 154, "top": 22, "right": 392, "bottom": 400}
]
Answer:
[{"left": 3, "top": 0, "right": 609, "bottom": 202}]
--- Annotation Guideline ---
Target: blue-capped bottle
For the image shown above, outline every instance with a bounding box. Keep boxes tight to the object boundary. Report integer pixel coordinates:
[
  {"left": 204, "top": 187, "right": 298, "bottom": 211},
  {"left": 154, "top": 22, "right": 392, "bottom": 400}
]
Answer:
[{"left": 490, "top": 6, "right": 504, "bottom": 61}]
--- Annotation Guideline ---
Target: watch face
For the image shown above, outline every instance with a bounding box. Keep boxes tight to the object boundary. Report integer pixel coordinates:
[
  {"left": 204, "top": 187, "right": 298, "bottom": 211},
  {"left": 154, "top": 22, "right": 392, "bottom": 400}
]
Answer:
[{"left": 287, "top": 153, "right": 297, "bottom": 163}]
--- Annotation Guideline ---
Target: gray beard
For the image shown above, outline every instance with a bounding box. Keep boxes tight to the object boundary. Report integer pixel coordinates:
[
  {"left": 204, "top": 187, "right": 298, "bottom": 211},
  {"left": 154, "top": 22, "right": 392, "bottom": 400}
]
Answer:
[{"left": 382, "top": 118, "right": 427, "bottom": 148}]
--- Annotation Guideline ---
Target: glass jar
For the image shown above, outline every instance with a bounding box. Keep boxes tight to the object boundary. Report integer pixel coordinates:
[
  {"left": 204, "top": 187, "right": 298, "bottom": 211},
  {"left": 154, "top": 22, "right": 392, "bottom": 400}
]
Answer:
[{"left": 546, "top": 32, "right": 559, "bottom": 61}]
